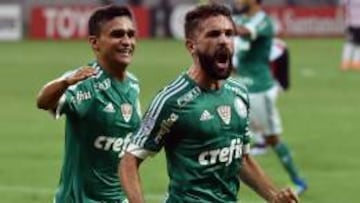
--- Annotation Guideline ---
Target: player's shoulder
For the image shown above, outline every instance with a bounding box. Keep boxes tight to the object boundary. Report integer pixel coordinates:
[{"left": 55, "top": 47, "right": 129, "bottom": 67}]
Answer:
[
  {"left": 63, "top": 64, "right": 99, "bottom": 91},
  {"left": 126, "top": 71, "right": 139, "bottom": 84},
  {"left": 252, "top": 10, "right": 272, "bottom": 25},
  {"left": 151, "top": 73, "right": 196, "bottom": 108},
  {"left": 225, "top": 77, "right": 249, "bottom": 103}
]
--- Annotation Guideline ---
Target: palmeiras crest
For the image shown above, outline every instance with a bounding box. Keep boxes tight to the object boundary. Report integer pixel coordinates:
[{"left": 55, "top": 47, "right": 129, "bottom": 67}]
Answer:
[
  {"left": 121, "top": 103, "right": 133, "bottom": 122},
  {"left": 217, "top": 105, "right": 231, "bottom": 125}
]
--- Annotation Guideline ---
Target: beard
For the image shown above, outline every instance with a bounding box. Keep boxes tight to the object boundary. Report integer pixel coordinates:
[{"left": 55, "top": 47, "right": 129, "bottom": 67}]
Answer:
[{"left": 197, "top": 47, "right": 233, "bottom": 80}]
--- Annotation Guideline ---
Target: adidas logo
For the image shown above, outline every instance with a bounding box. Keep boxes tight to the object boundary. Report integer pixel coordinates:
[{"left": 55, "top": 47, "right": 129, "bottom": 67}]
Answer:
[
  {"left": 200, "top": 110, "right": 213, "bottom": 121},
  {"left": 103, "top": 103, "right": 115, "bottom": 113}
]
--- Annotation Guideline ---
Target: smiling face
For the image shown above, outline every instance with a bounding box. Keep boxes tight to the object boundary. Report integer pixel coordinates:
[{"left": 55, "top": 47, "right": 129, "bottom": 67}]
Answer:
[
  {"left": 90, "top": 16, "right": 136, "bottom": 69},
  {"left": 188, "top": 15, "right": 235, "bottom": 80}
]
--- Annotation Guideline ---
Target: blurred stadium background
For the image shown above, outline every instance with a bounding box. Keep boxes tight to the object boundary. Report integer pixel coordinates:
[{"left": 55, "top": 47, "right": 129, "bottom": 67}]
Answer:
[{"left": 0, "top": 0, "right": 359, "bottom": 203}]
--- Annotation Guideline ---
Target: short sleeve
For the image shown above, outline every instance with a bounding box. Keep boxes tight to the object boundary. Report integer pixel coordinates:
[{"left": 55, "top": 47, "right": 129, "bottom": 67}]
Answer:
[
  {"left": 127, "top": 92, "right": 178, "bottom": 160},
  {"left": 55, "top": 80, "right": 94, "bottom": 119}
]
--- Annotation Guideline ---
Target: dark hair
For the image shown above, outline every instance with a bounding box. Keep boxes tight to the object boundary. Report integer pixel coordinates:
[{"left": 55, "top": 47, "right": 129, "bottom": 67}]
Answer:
[
  {"left": 184, "top": 4, "right": 233, "bottom": 39},
  {"left": 88, "top": 5, "right": 133, "bottom": 36},
  {"left": 257, "top": 0, "right": 263, "bottom": 4}
]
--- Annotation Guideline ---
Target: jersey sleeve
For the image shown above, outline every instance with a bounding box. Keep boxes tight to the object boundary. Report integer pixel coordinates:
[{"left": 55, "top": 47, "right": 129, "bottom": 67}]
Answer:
[
  {"left": 243, "top": 114, "right": 251, "bottom": 155},
  {"left": 127, "top": 92, "right": 176, "bottom": 160},
  {"left": 239, "top": 86, "right": 251, "bottom": 155},
  {"left": 244, "top": 13, "right": 273, "bottom": 40},
  {"left": 55, "top": 71, "right": 94, "bottom": 119}
]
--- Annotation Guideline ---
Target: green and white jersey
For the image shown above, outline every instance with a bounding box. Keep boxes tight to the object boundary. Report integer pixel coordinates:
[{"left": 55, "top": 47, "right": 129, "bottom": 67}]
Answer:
[
  {"left": 127, "top": 73, "right": 251, "bottom": 203},
  {"left": 233, "top": 11, "right": 275, "bottom": 93},
  {"left": 54, "top": 61, "right": 141, "bottom": 203}
]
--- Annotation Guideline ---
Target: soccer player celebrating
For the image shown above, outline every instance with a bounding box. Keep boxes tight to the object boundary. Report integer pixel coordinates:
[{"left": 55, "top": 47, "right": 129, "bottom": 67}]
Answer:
[
  {"left": 36, "top": 5, "right": 141, "bottom": 203},
  {"left": 232, "top": 0, "right": 307, "bottom": 195},
  {"left": 119, "top": 4, "right": 299, "bottom": 203}
]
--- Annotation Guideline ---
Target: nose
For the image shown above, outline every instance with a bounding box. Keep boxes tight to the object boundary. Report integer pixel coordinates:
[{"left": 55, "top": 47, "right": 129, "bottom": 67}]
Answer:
[
  {"left": 121, "top": 35, "right": 131, "bottom": 46},
  {"left": 219, "top": 32, "right": 232, "bottom": 46}
]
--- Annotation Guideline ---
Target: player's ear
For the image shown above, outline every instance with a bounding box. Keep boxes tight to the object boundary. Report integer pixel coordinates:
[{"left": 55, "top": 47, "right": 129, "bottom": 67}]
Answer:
[
  {"left": 88, "top": 35, "right": 99, "bottom": 51},
  {"left": 185, "top": 38, "right": 195, "bottom": 55}
]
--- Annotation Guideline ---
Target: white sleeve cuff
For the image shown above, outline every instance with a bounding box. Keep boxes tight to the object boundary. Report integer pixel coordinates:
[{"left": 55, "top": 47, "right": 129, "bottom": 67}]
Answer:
[
  {"left": 126, "top": 143, "right": 156, "bottom": 160},
  {"left": 244, "top": 23, "right": 257, "bottom": 40},
  {"left": 55, "top": 94, "right": 66, "bottom": 119},
  {"left": 243, "top": 143, "right": 251, "bottom": 155}
]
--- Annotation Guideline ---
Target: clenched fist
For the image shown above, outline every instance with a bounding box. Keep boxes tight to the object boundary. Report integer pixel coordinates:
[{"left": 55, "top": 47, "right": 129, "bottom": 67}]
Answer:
[{"left": 271, "top": 188, "right": 299, "bottom": 203}]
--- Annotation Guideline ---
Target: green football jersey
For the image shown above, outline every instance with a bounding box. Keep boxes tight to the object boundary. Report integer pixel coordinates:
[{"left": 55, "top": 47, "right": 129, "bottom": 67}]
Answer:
[
  {"left": 233, "top": 11, "right": 275, "bottom": 93},
  {"left": 128, "top": 73, "right": 251, "bottom": 203},
  {"left": 54, "top": 61, "right": 141, "bottom": 203}
]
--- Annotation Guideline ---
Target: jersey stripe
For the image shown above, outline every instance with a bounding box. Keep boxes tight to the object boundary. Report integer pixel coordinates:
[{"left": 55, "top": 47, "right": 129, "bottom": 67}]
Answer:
[
  {"left": 133, "top": 77, "right": 186, "bottom": 145},
  {"left": 126, "top": 71, "right": 139, "bottom": 82},
  {"left": 132, "top": 76, "right": 186, "bottom": 145},
  {"left": 133, "top": 80, "right": 187, "bottom": 146},
  {"left": 139, "top": 81, "right": 188, "bottom": 147},
  {"left": 141, "top": 77, "right": 185, "bottom": 120},
  {"left": 134, "top": 76, "right": 183, "bottom": 140}
]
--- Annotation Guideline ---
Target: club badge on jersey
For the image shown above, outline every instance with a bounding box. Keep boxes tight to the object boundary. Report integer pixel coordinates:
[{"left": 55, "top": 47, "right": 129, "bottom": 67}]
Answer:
[
  {"left": 121, "top": 103, "right": 133, "bottom": 123},
  {"left": 217, "top": 105, "right": 231, "bottom": 125}
]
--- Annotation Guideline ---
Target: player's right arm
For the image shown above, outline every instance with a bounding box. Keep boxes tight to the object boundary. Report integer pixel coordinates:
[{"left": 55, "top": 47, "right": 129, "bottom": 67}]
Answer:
[
  {"left": 120, "top": 81, "right": 180, "bottom": 202},
  {"left": 36, "top": 67, "right": 96, "bottom": 111},
  {"left": 119, "top": 153, "right": 145, "bottom": 203}
]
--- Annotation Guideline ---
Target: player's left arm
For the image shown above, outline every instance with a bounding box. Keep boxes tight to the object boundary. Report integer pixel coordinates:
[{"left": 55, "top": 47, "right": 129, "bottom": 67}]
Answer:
[{"left": 239, "top": 155, "right": 299, "bottom": 203}]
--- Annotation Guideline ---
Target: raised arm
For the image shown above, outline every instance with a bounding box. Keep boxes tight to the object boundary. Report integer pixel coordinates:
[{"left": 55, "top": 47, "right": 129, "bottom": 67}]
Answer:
[
  {"left": 36, "top": 67, "right": 96, "bottom": 111},
  {"left": 235, "top": 24, "right": 252, "bottom": 37},
  {"left": 239, "top": 154, "right": 299, "bottom": 203},
  {"left": 119, "top": 152, "right": 145, "bottom": 203}
]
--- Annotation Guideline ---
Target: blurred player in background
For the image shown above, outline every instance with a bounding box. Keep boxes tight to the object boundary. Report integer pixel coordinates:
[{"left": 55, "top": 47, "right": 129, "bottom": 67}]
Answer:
[
  {"left": 232, "top": 0, "right": 307, "bottom": 195},
  {"left": 119, "top": 4, "right": 299, "bottom": 203},
  {"left": 270, "top": 38, "right": 290, "bottom": 92},
  {"left": 36, "top": 5, "right": 140, "bottom": 203},
  {"left": 245, "top": 37, "right": 291, "bottom": 155},
  {"left": 339, "top": 0, "right": 360, "bottom": 71}
]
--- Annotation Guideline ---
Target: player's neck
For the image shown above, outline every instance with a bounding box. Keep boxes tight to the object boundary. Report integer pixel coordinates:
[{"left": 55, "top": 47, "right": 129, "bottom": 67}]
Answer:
[
  {"left": 97, "top": 59, "right": 126, "bottom": 81},
  {"left": 187, "top": 65, "right": 222, "bottom": 90}
]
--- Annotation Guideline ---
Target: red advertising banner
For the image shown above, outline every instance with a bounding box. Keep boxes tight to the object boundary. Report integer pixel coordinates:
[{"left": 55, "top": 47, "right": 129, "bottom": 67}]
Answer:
[
  {"left": 265, "top": 6, "right": 345, "bottom": 37},
  {"left": 30, "top": 5, "right": 150, "bottom": 39}
]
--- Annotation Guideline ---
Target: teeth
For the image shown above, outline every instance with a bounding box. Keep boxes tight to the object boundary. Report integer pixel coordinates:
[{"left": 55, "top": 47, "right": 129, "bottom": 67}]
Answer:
[{"left": 118, "top": 49, "right": 131, "bottom": 55}]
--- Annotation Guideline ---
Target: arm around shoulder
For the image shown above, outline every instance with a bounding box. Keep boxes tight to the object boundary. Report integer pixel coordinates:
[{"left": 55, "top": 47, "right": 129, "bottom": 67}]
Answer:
[
  {"left": 36, "top": 66, "right": 97, "bottom": 111},
  {"left": 36, "top": 77, "right": 70, "bottom": 111}
]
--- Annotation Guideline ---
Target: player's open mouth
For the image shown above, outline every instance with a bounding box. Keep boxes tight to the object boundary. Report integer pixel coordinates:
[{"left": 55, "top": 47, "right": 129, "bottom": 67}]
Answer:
[{"left": 215, "top": 51, "right": 230, "bottom": 69}]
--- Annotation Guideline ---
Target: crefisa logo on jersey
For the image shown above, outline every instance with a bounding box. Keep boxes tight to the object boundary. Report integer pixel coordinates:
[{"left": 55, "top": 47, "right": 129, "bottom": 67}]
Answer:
[
  {"left": 121, "top": 103, "right": 133, "bottom": 122},
  {"left": 198, "top": 138, "right": 243, "bottom": 166},
  {"left": 234, "top": 98, "right": 247, "bottom": 118},
  {"left": 217, "top": 105, "right": 231, "bottom": 125}
]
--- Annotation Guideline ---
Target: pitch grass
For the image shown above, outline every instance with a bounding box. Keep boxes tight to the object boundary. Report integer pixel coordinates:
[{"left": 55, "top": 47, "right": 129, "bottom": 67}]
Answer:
[{"left": 0, "top": 38, "right": 358, "bottom": 203}]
